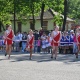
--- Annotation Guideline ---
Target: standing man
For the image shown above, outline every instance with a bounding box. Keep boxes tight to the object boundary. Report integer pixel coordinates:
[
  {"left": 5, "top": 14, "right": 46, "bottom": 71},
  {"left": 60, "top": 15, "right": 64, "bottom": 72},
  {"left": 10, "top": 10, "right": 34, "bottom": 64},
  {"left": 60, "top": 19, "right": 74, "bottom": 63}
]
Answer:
[
  {"left": 22, "top": 32, "right": 27, "bottom": 52},
  {"left": 3, "top": 25, "right": 14, "bottom": 59},
  {"left": 51, "top": 26, "right": 61, "bottom": 59},
  {"left": 34, "top": 30, "right": 39, "bottom": 53},
  {"left": 27, "top": 30, "right": 34, "bottom": 60}
]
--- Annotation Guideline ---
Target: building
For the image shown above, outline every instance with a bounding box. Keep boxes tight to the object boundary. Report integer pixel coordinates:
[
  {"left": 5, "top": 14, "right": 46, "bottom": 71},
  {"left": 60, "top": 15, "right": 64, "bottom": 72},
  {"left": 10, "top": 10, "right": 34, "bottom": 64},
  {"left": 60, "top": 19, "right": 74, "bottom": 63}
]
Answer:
[{"left": 11, "top": 9, "right": 75, "bottom": 33}]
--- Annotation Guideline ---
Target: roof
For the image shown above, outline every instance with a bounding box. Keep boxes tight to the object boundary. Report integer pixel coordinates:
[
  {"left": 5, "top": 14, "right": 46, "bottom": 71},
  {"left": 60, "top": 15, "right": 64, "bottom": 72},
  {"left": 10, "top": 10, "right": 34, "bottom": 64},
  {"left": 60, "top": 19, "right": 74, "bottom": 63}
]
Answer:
[
  {"left": 30, "top": 9, "right": 74, "bottom": 22},
  {"left": 30, "top": 10, "right": 53, "bottom": 20},
  {"left": 11, "top": 9, "right": 74, "bottom": 22},
  {"left": 50, "top": 9, "right": 74, "bottom": 22}
]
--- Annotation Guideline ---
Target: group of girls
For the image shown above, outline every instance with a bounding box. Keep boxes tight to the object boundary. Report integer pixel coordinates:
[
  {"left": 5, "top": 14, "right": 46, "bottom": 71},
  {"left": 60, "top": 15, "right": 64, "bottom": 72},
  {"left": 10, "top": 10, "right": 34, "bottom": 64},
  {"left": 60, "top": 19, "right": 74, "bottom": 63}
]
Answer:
[
  {"left": 59, "top": 31, "right": 74, "bottom": 54},
  {"left": 3, "top": 24, "right": 80, "bottom": 60},
  {"left": 60, "top": 28, "right": 80, "bottom": 58},
  {"left": 3, "top": 25, "right": 34, "bottom": 60}
]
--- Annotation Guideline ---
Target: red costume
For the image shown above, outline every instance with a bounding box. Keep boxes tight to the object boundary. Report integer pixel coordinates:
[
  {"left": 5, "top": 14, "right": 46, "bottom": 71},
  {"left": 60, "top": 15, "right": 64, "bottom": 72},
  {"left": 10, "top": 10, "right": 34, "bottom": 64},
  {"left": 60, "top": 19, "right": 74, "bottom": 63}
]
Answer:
[
  {"left": 5, "top": 30, "right": 13, "bottom": 45},
  {"left": 27, "top": 35, "right": 34, "bottom": 49},
  {"left": 77, "top": 34, "right": 80, "bottom": 43},
  {"left": 77, "top": 33, "right": 80, "bottom": 50},
  {"left": 51, "top": 31, "right": 60, "bottom": 46}
]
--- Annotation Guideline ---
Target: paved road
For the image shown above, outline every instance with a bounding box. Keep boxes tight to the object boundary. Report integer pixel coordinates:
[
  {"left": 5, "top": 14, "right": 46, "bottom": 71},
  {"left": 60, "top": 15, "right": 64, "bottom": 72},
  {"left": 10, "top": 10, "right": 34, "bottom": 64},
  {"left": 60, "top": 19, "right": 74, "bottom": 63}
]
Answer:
[{"left": 0, "top": 52, "right": 80, "bottom": 80}]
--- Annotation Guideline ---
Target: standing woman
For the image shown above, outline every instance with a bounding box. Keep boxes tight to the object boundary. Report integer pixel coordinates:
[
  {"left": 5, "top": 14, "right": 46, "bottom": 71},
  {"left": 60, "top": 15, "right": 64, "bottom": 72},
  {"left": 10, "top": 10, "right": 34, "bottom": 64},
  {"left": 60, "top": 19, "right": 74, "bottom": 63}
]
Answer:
[
  {"left": 51, "top": 26, "right": 61, "bottom": 59},
  {"left": 3, "top": 25, "right": 14, "bottom": 59},
  {"left": 27, "top": 30, "right": 34, "bottom": 60},
  {"left": 76, "top": 27, "right": 80, "bottom": 58}
]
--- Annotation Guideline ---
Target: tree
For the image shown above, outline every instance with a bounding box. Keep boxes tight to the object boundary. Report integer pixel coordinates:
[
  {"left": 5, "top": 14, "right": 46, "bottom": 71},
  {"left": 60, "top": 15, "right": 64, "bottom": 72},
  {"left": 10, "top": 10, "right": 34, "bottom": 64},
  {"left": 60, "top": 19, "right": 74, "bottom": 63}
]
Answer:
[
  {"left": 67, "top": 0, "right": 80, "bottom": 20},
  {"left": 62, "top": 0, "right": 68, "bottom": 31},
  {"left": 40, "top": 0, "right": 64, "bottom": 28},
  {"left": 0, "top": 0, "right": 12, "bottom": 32},
  {"left": 0, "top": 0, "right": 64, "bottom": 32},
  {"left": 40, "top": 2, "right": 45, "bottom": 28}
]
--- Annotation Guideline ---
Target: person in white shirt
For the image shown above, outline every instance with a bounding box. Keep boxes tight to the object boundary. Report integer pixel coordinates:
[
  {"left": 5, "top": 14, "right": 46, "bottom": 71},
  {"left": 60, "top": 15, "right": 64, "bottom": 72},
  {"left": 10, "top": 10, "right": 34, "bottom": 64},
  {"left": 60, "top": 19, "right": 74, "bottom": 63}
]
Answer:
[{"left": 18, "top": 32, "right": 22, "bottom": 50}]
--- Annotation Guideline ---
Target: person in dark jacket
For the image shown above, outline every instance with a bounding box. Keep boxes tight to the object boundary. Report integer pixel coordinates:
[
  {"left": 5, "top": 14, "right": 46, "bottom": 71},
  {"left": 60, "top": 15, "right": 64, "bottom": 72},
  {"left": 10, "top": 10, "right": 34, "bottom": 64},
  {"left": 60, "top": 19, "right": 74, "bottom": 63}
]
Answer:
[
  {"left": 22, "top": 32, "right": 27, "bottom": 52},
  {"left": 34, "top": 30, "right": 39, "bottom": 53}
]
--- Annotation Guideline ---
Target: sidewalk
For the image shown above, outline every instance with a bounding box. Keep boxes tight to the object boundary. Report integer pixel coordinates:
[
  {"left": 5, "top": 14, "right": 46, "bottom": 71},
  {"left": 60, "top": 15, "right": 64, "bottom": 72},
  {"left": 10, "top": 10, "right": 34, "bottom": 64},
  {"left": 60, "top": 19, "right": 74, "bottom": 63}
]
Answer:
[{"left": 0, "top": 53, "right": 80, "bottom": 80}]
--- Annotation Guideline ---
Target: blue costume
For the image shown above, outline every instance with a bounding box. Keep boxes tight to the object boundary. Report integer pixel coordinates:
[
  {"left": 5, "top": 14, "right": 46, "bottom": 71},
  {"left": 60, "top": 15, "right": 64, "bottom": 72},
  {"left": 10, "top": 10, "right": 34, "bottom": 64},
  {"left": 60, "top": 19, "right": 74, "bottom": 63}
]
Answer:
[{"left": 69, "top": 34, "right": 74, "bottom": 45}]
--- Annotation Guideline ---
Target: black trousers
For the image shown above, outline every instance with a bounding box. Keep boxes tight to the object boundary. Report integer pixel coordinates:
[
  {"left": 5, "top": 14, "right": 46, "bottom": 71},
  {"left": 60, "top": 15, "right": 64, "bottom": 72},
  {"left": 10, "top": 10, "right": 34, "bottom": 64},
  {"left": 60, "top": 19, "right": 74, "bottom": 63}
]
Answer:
[{"left": 37, "top": 46, "right": 41, "bottom": 53}]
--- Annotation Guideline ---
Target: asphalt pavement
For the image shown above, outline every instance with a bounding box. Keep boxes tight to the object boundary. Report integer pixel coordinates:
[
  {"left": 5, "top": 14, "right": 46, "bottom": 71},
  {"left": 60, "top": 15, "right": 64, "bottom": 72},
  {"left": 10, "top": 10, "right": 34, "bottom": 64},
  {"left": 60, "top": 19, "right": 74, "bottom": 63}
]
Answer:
[{"left": 0, "top": 52, "right": 80, "bottom": 80}]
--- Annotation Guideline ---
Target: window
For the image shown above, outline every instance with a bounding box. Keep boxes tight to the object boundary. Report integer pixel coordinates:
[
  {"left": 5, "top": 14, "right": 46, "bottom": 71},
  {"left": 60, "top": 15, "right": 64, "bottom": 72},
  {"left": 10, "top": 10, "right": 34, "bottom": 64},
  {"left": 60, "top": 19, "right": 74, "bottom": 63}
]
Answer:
[
  {"left": 30, "top": 21, "right": 35, "bottom": 30},
  {"left": 42, "top": 21, "right": 48, "bottom": 30},
  {"left": 17, "top": 22, "right": 22, "bottom": 32}
]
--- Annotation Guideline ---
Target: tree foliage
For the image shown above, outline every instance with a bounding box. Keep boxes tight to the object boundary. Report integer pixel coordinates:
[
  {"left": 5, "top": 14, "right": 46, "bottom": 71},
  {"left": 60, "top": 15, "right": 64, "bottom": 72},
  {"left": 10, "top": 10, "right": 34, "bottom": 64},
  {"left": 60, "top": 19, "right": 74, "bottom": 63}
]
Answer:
[
  {"left": 68, "top": 0, "right": 80, "bottom": 20},
  {"left": 0, "top": 0, "right": 64, "bottom": 31}
]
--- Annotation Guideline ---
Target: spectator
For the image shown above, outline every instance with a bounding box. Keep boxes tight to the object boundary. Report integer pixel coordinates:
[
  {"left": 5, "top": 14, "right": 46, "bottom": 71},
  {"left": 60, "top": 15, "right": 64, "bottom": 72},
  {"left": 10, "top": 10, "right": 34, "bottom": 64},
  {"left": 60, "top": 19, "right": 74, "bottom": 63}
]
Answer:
[
  {"left": 37, "top": 37, "right": 41, "bottom": 53},
  {"left": 18, "top": 32, "right": 22, "bottom": 50},
  {"left": 73, "top": 33, "right": 78, "bottom": 58},
  {"left": 39, "top": 28, "right": 44, "bottom": 37},
  {"left": 22, "top": 32, "right": 27, "bottom": 52},
  {"left": 41, "top": 32, "right": 46, "bottom": 53},
  {"left": 14, "top": 32, "right": 20, "bottom": 52},
  {"left": 34, "top": 30, "right": 39, "bottom": 53}
]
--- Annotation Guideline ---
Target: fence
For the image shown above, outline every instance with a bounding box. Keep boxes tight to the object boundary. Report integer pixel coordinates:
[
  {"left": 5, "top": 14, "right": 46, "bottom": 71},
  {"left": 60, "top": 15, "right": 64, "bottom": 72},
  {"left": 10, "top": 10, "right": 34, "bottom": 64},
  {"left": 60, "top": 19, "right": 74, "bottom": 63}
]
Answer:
[{"left": 0, "top": 40, "right": 74, "bottom": 54}]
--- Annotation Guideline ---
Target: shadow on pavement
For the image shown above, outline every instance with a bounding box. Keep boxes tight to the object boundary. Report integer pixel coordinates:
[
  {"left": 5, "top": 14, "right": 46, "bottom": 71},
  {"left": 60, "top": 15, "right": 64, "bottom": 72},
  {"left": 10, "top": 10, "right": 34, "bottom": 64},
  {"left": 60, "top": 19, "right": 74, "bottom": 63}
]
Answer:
[
  {"left": 0, "top": 52, "right": 80, "bottom": 64},
  {"left": 10, "top": 54, "right": 53, "bottom": 62},
  {"left": 10, "top": 53, "right": 80, "bottom": 64}
]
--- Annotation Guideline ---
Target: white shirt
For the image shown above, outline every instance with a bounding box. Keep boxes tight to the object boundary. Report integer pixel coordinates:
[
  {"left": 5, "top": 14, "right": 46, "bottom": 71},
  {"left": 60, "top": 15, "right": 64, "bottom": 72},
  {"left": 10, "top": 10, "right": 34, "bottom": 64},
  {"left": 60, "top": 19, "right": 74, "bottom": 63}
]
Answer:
[
  {"left": 6, "top": 30, "right": 10, "bottom": 34},
  {"left": 18, "top": 33, "right": 22, "bottom": 40},
  {"left": 28, "top": 34, "right": 34, "bottom": 40}
]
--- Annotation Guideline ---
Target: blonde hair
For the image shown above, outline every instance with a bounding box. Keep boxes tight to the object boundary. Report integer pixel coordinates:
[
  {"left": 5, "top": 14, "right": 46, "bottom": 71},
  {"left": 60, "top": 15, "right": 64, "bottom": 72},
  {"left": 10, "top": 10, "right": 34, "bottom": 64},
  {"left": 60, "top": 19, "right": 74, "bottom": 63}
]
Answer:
[
  {"left": 56, "top": 26, "right": 59, "bottom": 29},
  {"left": 29, "top": 29, "right": 33, "bottom": 34}
]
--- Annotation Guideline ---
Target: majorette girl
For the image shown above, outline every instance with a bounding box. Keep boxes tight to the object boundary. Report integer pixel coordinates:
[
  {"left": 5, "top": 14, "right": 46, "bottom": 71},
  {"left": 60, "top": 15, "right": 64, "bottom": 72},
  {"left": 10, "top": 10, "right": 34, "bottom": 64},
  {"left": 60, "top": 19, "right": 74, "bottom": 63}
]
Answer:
[
  {"left": 27, "top": 30, "right": 34, "bottom": 60},
  {"left": 51, "top": 26, "right": 61, "bottom": 59},
  {"left": 76, "top": 27, "right": 80, "bottom": 58},
  {"left": 3, "top": 25, "right": 14, "bottom": 59}
]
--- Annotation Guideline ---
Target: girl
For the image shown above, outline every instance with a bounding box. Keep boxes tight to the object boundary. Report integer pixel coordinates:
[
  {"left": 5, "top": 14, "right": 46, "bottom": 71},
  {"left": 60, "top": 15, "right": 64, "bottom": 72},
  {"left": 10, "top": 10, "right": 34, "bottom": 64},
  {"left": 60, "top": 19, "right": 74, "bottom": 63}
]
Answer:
[
  {"left": 51, "top": 26, "right": 61, "bottom": 59},
  {"left": 27, "top": 30, "right": 34, "bottom": 60},
  {"left": 3, "top": 25, "right": 14, "bottom": 59},
  {"left": 76, "top": 28, "right": 80, "bottom": 58},
  {"left": 73, "top": 32, "right": 78, "bottom": 58},
  {"left": 41, "top": 33, "right": 46, "bottom": 53},
  {"left": 37, "top": 37, "right": 41, "bottom": 53}
]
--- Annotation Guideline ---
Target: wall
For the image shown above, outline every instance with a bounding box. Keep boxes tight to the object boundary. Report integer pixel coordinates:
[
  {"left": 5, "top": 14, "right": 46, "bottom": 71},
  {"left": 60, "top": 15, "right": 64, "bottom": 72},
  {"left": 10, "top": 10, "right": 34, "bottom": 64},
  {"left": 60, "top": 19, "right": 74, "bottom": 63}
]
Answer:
[
  {"left": 11, "top": 19, "right": 74, "bottom": 33},
  {"left": 22, "top": 21, "right": 30, "bottom": 32},
  {"left": 35, "top": 19, "right": 54, "bottom": 31},
  {"left": 48, "top": 19, "right": 54, "bottom": 30}
]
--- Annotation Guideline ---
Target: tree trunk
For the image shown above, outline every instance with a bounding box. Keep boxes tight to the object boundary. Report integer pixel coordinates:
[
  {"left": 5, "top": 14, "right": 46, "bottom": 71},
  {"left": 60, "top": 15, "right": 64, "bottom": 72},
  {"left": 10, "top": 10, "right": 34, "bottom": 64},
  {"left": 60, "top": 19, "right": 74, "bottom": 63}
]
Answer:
[
  {"left": 32, "top": 2, "right": 35, "bottom": 30},
  {"left": 40, "top": 3, "right": 45, "bottom": 28},
  {"left": 1, "top": 21, "right": 5, "bottom": 31},
  {"left": 31, "top": 2, "right": 35, "bottom": 30},
  {"left": 0, "top": 21, "right": 5, "bottom": 32},
  {"left": 0, "top": 21, "right": 2, "bottom": 32},
  {"left": 62, "top": 0, "right": 67, "bottom": 31},
  {"left": 32, "top": 13, "right": 35, "bottom": 30},
  {"left": 14, "top": 0, "right": 16, "bottom": 34}
]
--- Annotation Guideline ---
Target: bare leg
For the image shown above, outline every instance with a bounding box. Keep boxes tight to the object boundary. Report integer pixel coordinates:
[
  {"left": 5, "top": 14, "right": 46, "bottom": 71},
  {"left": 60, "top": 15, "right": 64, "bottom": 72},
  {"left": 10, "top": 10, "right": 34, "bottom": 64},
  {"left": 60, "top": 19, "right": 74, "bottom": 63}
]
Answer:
[
  {"left": 29, "top": 48, "right": 32, "bottom": 60},
  {"left": 5, "top": 45, "right": 9, "bottom": 56},
  {"left": 76, "top": 46, "right": 79, "bottom": 58},
  {"left": 55, "top": 46, "right": 58, "bottom": 59},
  {"left": 51, "top": 46, "right": 55, "bottom": 58},
  {"left": 8, "top": 45, "right": 12, "bottom": 59}
]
